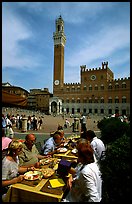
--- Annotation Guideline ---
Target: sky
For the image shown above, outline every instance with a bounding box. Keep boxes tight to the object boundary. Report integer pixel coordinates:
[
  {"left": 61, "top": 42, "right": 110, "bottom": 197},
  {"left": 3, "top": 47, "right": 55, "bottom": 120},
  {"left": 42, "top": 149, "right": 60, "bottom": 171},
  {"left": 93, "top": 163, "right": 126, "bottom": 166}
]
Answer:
[{"left": 2, "top": 2, "right": 130, "bottom": 93}]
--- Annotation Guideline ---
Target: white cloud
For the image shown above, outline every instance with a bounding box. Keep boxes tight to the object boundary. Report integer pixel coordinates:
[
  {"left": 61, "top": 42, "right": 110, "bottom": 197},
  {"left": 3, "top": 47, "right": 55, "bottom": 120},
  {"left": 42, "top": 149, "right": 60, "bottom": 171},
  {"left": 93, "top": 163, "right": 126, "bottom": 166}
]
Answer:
[
  {"left": 2, "top": 8, "right": 39, "bottom": 69},
  {"left": 66, "top": 24, "right": 130, "bottom": 68}
]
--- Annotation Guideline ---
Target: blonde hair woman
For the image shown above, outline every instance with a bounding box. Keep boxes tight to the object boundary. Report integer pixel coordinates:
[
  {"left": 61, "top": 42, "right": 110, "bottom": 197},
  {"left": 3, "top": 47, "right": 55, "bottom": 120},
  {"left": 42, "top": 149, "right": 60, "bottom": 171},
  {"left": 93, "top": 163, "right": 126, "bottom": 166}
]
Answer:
[{"left": 2, "top": 140, "right": 35, "bottom": 200}]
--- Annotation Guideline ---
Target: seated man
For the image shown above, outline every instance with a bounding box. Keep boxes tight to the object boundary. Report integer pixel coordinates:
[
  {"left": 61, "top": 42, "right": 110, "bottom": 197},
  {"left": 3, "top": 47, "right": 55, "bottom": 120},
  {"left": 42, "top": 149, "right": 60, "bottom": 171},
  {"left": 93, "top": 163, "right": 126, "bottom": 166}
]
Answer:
[
  {"left": 84, "top": 130, "right": 106, "bottom": 162},
  {"left": 42, "top": 131, "right": 63, "bottom": 156},
  {"left": 18, "top": 134, "right": 49, "bottom": 167}
]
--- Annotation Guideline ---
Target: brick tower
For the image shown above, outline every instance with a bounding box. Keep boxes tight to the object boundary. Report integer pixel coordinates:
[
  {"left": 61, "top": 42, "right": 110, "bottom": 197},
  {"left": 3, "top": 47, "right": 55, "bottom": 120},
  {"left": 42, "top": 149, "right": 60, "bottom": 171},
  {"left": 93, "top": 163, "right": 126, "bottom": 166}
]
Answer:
[{"left": 53, "top": 15, "right": 66, "bottom": 95}]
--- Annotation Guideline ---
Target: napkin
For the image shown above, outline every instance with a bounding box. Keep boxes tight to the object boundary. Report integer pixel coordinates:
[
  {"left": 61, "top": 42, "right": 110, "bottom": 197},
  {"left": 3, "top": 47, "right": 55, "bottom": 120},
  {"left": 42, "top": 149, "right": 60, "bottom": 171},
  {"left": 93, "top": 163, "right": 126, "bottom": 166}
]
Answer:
[{"left": 49, "top": 178, "right": 65, "bottom": 188}]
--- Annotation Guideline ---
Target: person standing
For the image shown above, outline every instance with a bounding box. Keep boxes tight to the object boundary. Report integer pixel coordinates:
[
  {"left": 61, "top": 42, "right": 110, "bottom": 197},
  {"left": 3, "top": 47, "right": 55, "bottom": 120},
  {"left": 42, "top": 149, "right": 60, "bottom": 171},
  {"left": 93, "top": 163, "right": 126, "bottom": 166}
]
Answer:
[{"left": 80, "top": 114, "right": 87, "bottom": 132}]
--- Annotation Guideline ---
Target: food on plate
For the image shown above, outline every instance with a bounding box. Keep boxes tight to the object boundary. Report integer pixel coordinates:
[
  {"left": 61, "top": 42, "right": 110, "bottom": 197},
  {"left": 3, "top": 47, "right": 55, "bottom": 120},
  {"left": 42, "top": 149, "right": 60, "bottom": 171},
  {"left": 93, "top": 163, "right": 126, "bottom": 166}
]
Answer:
[
  {"left": 71, "top": 148, "right": 78, "bottom": 154},
  {"left": 57, "top": 147, "right": 67, "bottom": 153},
  {"left": 41, "top": 168, "right": 55, "bottom": 178},
  {"left": 64, "top": 142, "right": 68, "bottom": 146},
  {"left": 39, "top": 158, "right": 54, "bottom": 165},
  {"left": 24, "top": 171, "right": 43, "bottom": 180}
]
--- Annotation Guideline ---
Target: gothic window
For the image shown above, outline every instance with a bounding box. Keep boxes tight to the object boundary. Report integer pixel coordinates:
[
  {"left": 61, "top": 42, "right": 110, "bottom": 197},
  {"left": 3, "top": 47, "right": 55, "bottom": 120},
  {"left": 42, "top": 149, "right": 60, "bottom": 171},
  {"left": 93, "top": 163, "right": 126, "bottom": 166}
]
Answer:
[
  {"left": 122, "top": 96, "right": 126, "bottom": 103},
  {"left": 83, "top": 86, "right": 87, "bottom": 91},
  {"left": 71, "top": 98, "right": 75, "bottom": 103},
  {"left": 89, "top": 98, "right": 92, "bottom": 103},
  {"left": 100, "top": 109, "right": 104, "bottom": 114},
  {"left": 108, "top": 97, "right": 112, "bottom": 103},
  {"left": 100, "top": 84, "right": 104, "bottom": 90},
  {"left": 122, "top": 82, "right": 126, "bottom": 88},
  {"left": 66, "top": 87, "right": 70, "bottom": 92},
  {"left": 77, "top": 98, "right": 80, "bottom": 103},
  {"left": 115, "top": 96, "right": 119, "bottom": 103},
  {"left": 66, "top": 108, "right": 69, "bottom": 114},
  {"left": 77, "top": 86, "right": 80, "bottom": 91},
  {"left": 101, "top": 75, "right": 103, "bottom": 79},
  {"left": 115, "top": 83, "right": 119, "bottom": 89},
  {"left": 89, "top": 108, "right": 92, "bottom": 113},
  {"left": 94, "top": 97, "right": 98, "bottom": 103},
  {"left": 77, "top": 108, "right": 80, "bottom": 113},
  {"left": 108, "top": 83, "right": 112, "bottom": 89},
  {"left": 94, "top": 109, "right": 98, "bottom": 114},
  {"left": 83, "top": 98, "right": 87, "bottom": 103},
  {"left": 94, "top": 84, "right": 98, "bottom": 90},
  {"left": 100, "top": 97, "right": 104, "bottom": 103},
  {"left": 83, "top": 108, "right": 86, "bottom": 113},
  {"left": 72, "top": 87, "right": 75, "bottom": 91},
  {"left": 89, "top": 85, "right": 92, "bottom": 91}
]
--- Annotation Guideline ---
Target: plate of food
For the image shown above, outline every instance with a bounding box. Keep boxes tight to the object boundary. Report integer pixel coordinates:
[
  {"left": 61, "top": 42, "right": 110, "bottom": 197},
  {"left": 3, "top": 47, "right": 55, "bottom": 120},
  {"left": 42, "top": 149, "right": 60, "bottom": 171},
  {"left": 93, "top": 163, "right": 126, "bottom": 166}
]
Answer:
[
  {"left": 41, "top": 168, "right": 55, "bottom": 178},
  {"left": 57, "top": 147, "right": 68, "bottom": 153},
  {"left": 24, "top": 171, "right": 43, "bottom": 181},
  {"left": 39, "top": 158, "right": 54, "bottom": 165},
  {"left": 71, "top": 148, "right": 78, "bottom": 154}
]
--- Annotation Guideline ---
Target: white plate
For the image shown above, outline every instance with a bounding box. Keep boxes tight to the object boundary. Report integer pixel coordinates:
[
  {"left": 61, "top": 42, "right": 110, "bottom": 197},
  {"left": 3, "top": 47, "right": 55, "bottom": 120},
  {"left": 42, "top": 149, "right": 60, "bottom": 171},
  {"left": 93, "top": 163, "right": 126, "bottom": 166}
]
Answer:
[
  {"left": 24, "top": 171, "right": 42, "bottom": 180},
  {"left": 58, "top": 147, "right": 67, "bottom": 153},
  {"left": 71, "top": 149, "right": 78, "bottom": 154}
]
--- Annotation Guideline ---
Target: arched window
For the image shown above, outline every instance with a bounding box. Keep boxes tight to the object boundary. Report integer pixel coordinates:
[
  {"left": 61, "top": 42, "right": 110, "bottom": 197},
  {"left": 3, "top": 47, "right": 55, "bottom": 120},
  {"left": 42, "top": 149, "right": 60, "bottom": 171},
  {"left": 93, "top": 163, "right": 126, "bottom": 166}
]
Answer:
[
  {"left": 94, "top": 84, "right": 98, "bottom": 90},
  {"left": 108, "top": 97, "right": 112, "bottom": 103},
  {"left": 77, "top": 86, "right": 80, "bottom": 91},
  {"left": 83, "top": 86, "right": 87, "bottom": 91},
  {"left": 100, "top": 84, "right": 104, "bottom": 90},
  {"left": 89, "top": 85, "right": 92, "bottom": 91},
  {"left": 77, "top": 98, "right": 80, "bottom": 103},
  {"left": 100, "top": 97, "right": 104, "bottom": 103},
  {"left": 83, "top": 98, "right": 87, "bottom": 103},
  {"left": 108, "top": 83, "right": 112, "bottom": 89},
  {"left": 115, "top": 83, "right": 119, "bottom": 89},
  {"left": 71, "top": 98, "right": 75, "bottom": 103},
  {"left": 89, "top": 97, "right": 92, "bottom": 103},
  {"left": 122, "top": 96, "right": 126, "bottom": 103},
  {"left": 122, "top": 82, "right": 126, "bottom": 88},
  {"left": 115, "top": 96, "right": 119, "bottom": 103}
]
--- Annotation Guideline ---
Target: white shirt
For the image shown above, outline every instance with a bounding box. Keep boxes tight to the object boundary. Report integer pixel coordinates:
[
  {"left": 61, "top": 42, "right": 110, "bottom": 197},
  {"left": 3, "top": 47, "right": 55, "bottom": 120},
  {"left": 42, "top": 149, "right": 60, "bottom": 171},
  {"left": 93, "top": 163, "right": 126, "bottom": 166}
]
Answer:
[
  {"left": 63, "top": 162, "right": 102, "bottom": 202},
  {"left": 91, "top": 137, "right": 106, "bottom": 161}
]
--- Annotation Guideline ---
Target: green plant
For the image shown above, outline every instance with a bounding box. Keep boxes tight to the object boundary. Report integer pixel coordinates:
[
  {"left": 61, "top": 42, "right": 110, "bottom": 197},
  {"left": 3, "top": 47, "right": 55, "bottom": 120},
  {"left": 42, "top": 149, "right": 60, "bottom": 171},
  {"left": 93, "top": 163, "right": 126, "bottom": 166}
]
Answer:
[
  {"left": 100, "top": 134, "right": 130, "bottom": 202},
  {"left": 97, "top": 117, "right": 129, "bottom": 144},
  {"left": 98, "top": 118, "right": 130, "bottom": 202}
]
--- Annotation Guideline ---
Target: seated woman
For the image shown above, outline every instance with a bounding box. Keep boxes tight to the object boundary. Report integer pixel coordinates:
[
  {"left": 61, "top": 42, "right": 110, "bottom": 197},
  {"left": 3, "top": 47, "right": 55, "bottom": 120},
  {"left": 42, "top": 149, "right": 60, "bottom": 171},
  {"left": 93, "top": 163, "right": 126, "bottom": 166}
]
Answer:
[
  {"left": 2, "top": 140, "right": 35, "bottom": 201},
  {"left": 62, "top": 138, "right": 102, "bottom": 202}
]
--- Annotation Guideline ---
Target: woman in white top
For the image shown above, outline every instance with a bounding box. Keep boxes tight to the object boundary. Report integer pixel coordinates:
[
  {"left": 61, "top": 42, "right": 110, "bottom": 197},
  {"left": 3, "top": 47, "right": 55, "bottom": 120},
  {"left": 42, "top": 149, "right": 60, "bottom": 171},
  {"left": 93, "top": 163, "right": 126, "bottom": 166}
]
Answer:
[
  {"left": 2, "top": 140, "right": 35, "bottom": 201},
  {"left": 62, "top": 138, "right": 102, "bottom": 202}
]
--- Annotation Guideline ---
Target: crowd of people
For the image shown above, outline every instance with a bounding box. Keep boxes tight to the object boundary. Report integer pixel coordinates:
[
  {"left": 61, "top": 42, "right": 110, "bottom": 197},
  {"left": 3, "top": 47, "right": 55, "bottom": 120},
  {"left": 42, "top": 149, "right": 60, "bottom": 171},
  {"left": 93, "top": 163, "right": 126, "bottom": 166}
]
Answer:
[{"left": 2, "top": 112, "right": 44, "bottom": 138}]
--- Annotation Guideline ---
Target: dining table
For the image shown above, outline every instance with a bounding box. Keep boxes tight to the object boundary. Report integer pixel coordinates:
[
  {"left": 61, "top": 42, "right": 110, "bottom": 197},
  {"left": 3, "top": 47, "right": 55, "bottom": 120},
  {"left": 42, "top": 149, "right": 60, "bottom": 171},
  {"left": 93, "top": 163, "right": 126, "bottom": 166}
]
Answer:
[
  {"left": 3, "top": 135, "right": 80, "bottom": 202},
  {"left": 3, "top": 159, "right": 72, "bottom": 202}
]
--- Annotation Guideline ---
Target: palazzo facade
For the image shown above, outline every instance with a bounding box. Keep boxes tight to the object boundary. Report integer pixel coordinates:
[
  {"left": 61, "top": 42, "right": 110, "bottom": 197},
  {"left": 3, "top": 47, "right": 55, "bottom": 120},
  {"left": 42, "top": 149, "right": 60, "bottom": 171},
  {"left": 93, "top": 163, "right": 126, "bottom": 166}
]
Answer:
[{"left": 49, "top": 15, "right": 130, "bottom": 116}]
